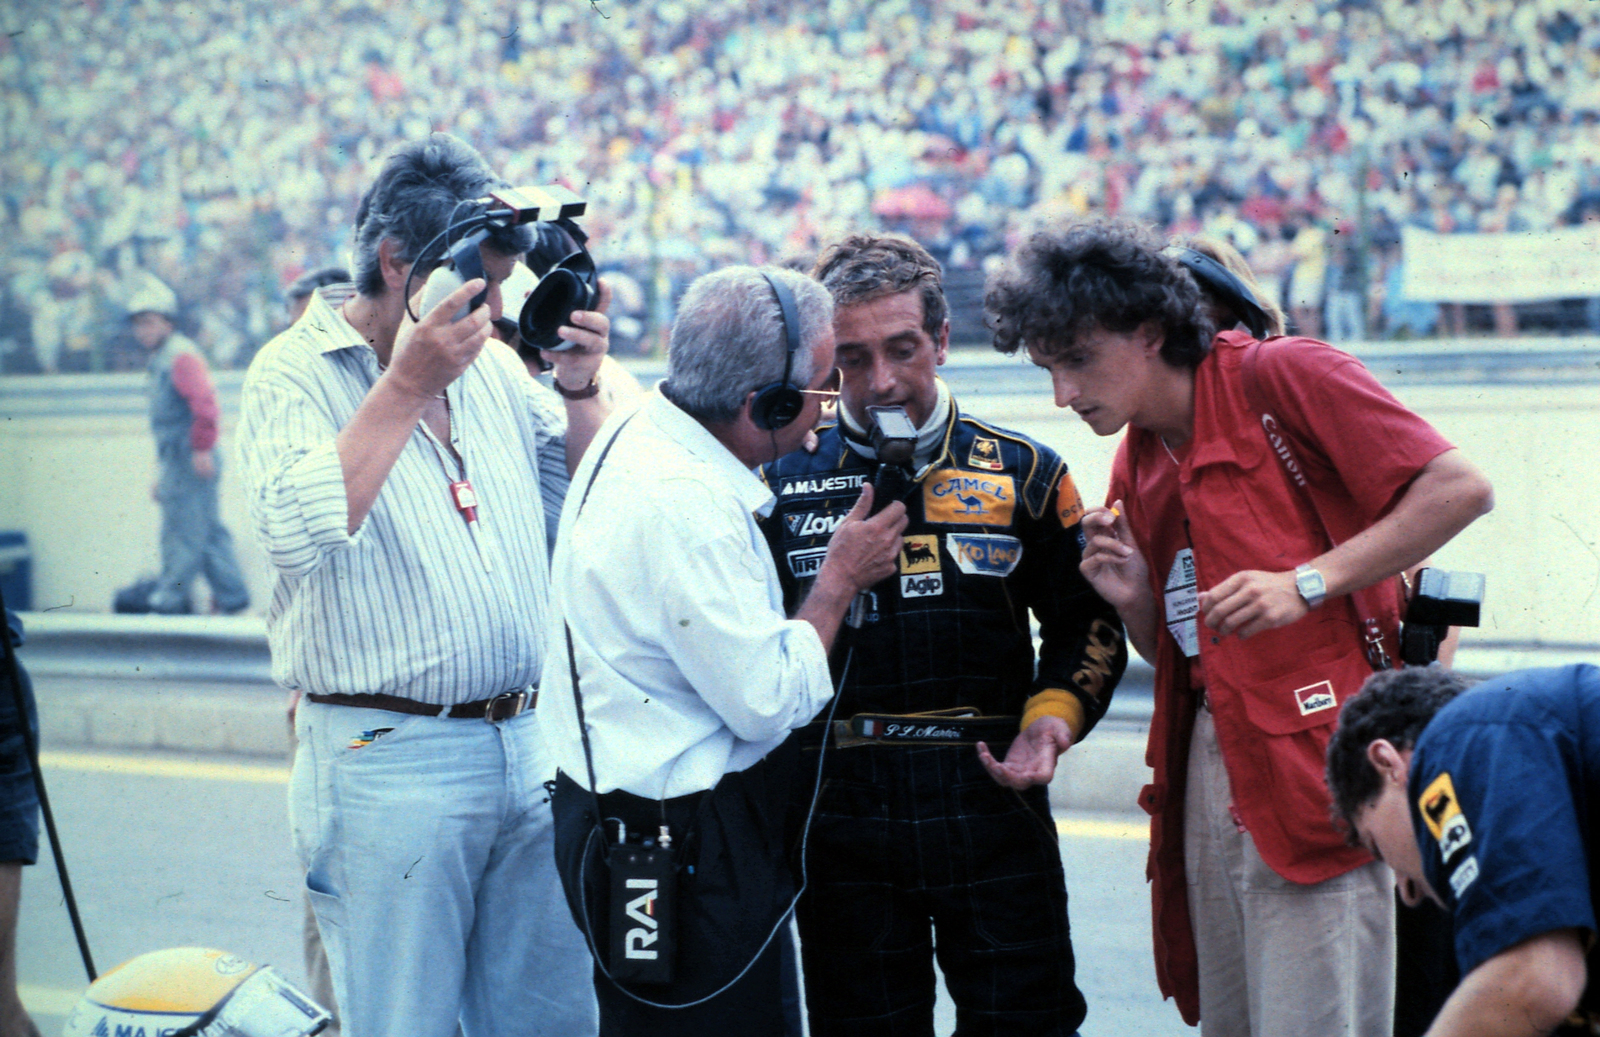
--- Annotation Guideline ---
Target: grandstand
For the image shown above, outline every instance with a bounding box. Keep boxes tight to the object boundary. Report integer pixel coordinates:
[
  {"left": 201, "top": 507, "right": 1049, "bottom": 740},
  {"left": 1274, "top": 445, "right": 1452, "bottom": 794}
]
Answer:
[{"left": 2, "top": 0, "right": 1597, "bottom": 371}]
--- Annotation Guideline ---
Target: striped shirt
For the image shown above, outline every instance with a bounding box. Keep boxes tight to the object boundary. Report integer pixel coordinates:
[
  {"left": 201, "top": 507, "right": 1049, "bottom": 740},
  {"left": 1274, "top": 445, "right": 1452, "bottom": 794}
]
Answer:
[{"left": 239, "top": 288, "right": 571, "bottom": 705}]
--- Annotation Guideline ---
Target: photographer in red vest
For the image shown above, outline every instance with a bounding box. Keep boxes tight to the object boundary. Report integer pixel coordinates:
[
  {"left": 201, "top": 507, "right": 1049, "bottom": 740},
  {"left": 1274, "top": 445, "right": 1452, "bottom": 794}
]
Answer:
[{"left": 985, "top": 215, "right": 1494, "bottom": 1036}]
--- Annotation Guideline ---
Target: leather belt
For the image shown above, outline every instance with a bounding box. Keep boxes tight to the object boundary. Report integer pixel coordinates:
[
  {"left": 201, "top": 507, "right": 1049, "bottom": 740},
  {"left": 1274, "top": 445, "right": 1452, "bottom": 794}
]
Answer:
[
  {"left": 306, "top": 688, "right": 537, "bottom": 722},
  {"left": 803, "top": 708, "right": 1019, "bottom": 748}
]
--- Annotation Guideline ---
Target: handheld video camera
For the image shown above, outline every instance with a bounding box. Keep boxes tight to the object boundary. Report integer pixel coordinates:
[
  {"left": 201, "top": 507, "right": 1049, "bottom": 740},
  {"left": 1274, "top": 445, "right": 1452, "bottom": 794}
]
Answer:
[
  {"left": 1401, "top": 568, "right": 1485, "bottom": 665},
  {"left": 414, "top": 185, "right": 598, "bottom": 357}
]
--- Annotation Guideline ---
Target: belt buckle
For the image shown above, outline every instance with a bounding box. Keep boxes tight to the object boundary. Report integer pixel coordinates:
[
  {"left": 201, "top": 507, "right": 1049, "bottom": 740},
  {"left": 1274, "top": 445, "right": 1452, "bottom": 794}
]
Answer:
[{"left": 484, "top": 689, "right": 531, "bottom": 723}]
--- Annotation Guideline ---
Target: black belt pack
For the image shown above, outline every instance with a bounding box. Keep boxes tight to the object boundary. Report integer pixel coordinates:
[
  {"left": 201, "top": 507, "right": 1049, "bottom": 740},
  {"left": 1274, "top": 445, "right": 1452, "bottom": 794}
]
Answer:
[
  {"left": 824, "top": 707, "right": 1020, "bottom": 748},
  {"left": 607, "top": 841, "right": 677, "bottom": 986}
]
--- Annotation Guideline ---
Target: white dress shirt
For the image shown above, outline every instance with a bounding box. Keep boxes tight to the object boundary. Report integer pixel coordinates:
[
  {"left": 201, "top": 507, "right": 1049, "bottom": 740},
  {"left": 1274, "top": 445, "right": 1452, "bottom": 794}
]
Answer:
[
  {"left": 540, "top": 390, "right": 834, "bottom": 798},
  {"left": 239, "top": 289, "right": 570, "bottom": 705}
]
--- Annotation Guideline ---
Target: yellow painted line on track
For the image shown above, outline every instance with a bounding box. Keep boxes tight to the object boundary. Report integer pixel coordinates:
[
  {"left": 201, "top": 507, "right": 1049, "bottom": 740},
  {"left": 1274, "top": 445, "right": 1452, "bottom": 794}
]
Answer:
[
  {"left": 21, "top": 982, "right": 82, "bottom": 1015},
  {"left": 39, "top": 750, "right": 290, "bottom": 785},
  {"left": 1056, "top": 816, "right": 1147, "bottom": 841},
  {"left": 35, "top": 751, "right": 1148, "bottom": 839}
]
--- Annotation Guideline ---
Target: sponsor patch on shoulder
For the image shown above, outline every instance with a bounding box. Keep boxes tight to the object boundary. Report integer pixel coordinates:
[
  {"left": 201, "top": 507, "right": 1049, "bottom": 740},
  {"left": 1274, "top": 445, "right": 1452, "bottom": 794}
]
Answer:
[
  {"left": 901, "top": 572, "right": 944, "bottom": 598},
  {"left": 923, "top": 472, "right": 1015, "bottom": 526},
  {"left": 1419, "top": 772, "right": 1462, "bottom": 843},
  {"left": 1448, "top": 855, "right": 1479, "bottom": 898},
  {"left": 1056, "top": 470, "right": 1086, "bottom": 527},
  {"left": 899, "top": 534, "right": 940, "bottom": 574},
  {"left": 967, "top": 436, "right": 1005, "bottom": 471},
  {"left": 1293, "top": 680, "right": 1336, "bottom": 715},
  {"left": 787, "top": 546, "right": 829, "bottom": 578},
  {"left": 1438, "top": 810, "right": 1473, "bottom": 862},
  {"left": 946, "top": 533, "right": 1023, "bottom": 577}
]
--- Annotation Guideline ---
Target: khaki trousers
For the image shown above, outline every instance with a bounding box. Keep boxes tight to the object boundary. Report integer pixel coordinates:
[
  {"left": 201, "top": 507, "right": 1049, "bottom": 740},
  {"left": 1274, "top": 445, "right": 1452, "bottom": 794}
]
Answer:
[{"left": 1184, "top": 708, "right": 1395, "bottom": 1037}]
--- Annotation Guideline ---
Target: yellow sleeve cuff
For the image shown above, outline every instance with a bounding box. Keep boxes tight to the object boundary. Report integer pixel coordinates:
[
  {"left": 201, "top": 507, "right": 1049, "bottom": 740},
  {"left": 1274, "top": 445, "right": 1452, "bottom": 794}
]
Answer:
[{"left": 1021, "top": 688, "right": 1085, "bottom": 741}]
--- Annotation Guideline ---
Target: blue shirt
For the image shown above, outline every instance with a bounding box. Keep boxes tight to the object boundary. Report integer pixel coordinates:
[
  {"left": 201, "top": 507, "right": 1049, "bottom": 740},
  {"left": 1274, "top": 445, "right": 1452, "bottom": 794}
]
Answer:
[{"left": 1409, "top": 664, "right": 1600, "bottom": 978}]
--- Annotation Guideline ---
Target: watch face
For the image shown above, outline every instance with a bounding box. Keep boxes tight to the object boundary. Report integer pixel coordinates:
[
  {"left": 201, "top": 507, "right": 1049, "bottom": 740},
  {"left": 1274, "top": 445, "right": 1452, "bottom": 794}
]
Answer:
[{"left": 1297, "top": 567, "right": 1326, "bottom": 603}]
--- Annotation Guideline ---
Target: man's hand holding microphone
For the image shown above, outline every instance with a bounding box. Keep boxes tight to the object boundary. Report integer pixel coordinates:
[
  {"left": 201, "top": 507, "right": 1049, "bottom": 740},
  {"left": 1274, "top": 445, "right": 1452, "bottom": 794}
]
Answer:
[{"left": 796, "top": 483, "right": 908, "bottom": 654}]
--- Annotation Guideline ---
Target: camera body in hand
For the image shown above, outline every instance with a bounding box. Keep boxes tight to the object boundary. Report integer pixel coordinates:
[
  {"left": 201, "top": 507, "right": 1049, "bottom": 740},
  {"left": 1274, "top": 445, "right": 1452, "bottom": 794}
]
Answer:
[
  {"left": 1401, "top": 568, "right": 1485, "bottom": 665},
  {"left": 417, "top": 185, "right": 598, "bottom": 359}
]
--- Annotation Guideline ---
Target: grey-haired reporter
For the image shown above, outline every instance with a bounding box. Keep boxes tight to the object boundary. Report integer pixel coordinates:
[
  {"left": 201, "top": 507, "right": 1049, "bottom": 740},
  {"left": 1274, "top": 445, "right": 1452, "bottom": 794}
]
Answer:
[
  {"left": 540, "top": 265, "right": 907, "bottom": 1036},
  {"left": 239, "top": 133, "right": 622, "bottom": 1037}
]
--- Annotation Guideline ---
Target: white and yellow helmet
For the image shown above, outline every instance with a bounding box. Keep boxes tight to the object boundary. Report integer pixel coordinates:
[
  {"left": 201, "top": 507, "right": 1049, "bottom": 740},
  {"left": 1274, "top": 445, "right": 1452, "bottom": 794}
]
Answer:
[{"left": 61, "top": 947, "right": 331, "bottom": 1037}]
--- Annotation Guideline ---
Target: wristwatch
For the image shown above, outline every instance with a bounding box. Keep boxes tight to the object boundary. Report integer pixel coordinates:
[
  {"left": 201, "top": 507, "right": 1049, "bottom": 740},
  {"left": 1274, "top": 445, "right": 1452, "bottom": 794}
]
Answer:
[
  {"left": 1294, "top": 563, "right": 1327, "bottom": 609},
  {"left": 553, "top": 375, "right": 600, "bottom": 400}
]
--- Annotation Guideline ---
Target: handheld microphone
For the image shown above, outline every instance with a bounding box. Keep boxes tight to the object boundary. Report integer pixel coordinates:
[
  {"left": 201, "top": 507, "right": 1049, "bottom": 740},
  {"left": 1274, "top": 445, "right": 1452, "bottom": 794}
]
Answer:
[
  {"left": 865, "top": 406, "right": 917, "bottom": 516},
  {"left": 847, "top": 406, "right": 917, "bottom": 628}
]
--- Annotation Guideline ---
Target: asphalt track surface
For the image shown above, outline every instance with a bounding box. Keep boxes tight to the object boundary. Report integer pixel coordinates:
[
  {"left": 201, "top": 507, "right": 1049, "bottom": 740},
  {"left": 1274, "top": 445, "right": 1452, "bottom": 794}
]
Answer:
[{"left": 18, "top": 749, "right": 1188, "bottom": 1036}]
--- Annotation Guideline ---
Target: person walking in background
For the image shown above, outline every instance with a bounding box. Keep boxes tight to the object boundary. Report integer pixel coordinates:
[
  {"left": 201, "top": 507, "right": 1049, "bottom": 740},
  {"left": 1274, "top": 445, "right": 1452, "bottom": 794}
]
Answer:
[{"left": 130, "top": 280, "right": 250, "bottom": 616}]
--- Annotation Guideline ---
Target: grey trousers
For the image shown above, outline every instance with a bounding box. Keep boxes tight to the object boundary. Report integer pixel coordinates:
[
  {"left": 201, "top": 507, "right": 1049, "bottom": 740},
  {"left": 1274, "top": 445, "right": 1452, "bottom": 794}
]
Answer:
[
  {"left": 152, "top": 453, "right": 249, "bottom": 614},
  {"left": 1184, "top": 708, "right": 1395, "bottom": 1037}
]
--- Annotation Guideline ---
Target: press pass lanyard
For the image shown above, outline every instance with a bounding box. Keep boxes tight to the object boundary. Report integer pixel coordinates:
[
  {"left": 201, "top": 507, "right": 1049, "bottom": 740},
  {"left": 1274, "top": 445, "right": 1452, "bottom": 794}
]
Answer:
[{"left": 420, "top": 402, "right": 492, "bottom": 574}]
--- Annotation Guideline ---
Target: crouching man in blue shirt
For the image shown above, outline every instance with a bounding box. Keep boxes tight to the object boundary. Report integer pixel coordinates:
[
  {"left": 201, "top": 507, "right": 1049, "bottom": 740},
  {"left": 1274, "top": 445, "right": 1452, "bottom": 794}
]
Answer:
[{"left": 1328, "top": 664, "right": 1600, "bottom": 1037}]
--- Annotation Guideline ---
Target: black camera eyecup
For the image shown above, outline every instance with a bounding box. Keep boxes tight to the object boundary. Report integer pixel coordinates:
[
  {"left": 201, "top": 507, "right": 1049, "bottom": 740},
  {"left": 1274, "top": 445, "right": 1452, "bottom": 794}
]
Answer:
[{"left": 520, "top": 251, "right": 599, "bottom": 351}]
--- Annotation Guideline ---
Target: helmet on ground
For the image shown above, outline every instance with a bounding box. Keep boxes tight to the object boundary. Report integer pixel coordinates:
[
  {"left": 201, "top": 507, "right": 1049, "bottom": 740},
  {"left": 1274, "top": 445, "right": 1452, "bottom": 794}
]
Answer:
[{"left": 61, "top": 947, "right": 331, "bottom": 1037}]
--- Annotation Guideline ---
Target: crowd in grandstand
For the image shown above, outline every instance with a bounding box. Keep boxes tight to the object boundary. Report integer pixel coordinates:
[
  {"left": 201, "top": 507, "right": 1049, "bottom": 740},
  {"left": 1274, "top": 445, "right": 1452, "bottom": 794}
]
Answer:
[{"left": 2, "top": 0, "right": 1598, "bottom": 372}]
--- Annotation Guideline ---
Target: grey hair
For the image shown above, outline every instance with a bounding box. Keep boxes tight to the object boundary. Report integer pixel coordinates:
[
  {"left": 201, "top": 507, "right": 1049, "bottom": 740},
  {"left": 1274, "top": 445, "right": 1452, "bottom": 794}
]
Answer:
[
  {"left": 665, "top": 266, "right": 833, "bottom": 424},
  {"left": 350, "top": 134, "right": 533, "bottom": 299}
]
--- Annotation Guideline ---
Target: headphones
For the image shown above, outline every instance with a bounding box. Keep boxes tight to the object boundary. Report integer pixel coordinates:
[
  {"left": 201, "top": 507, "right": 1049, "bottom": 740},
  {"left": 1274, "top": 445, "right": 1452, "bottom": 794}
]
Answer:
[
  {"left": 749, "top": 271, "right": 806, "bottom": 431},
  {"left": 1163, "top": 246, "right": 1271, "bottom": 338}
]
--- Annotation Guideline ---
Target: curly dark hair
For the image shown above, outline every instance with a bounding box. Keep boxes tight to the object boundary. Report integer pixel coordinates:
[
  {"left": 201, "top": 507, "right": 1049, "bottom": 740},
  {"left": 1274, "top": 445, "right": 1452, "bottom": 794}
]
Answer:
[
  {"left": 351, "top": 133, "right": 534, "bottom": 299},
  {"left": 811, "top": 234, "right": 946, "bottom": 339},
  {"left": 1325, "top": 666, "right": 1474, "bottom": 837},
  {"left": 984, "top": 215, "right": 1213, "bottom": 368}
]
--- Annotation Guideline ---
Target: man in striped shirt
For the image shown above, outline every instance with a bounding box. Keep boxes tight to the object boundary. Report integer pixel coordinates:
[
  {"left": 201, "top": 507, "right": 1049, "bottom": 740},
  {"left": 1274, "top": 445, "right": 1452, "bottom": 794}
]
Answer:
[{"left": 240, "top": 134, "right": 618, "bottom": 1037}]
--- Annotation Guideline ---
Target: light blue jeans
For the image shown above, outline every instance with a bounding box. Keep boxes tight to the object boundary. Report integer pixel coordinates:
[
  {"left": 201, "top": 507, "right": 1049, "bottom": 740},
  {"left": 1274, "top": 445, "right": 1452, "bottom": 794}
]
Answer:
[{"left": 291, "top": 700, "right": 597, "bottom": 1037}]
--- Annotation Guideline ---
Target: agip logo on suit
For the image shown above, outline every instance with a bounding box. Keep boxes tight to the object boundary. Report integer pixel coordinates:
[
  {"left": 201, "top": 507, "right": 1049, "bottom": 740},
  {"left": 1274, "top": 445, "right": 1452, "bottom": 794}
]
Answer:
[
  {"left": 899, "top": 534, "right": 941, "bottom": 574},
  {"left": 923, "top": 472, "right": 1015, "bottom": 526}
]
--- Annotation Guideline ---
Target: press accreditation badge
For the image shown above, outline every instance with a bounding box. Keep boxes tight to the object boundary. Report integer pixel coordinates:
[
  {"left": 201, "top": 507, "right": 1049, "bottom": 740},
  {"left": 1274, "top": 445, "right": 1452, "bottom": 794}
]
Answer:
[{"left": 1165, "top": 548, "right": 1200, "bottom": 658}]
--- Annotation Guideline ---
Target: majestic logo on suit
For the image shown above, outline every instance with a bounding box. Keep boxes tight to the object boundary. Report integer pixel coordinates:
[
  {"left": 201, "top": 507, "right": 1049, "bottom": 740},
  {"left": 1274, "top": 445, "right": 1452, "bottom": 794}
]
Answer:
[{"left": 780, "top": 473, "right": 867, "bottom": 496}]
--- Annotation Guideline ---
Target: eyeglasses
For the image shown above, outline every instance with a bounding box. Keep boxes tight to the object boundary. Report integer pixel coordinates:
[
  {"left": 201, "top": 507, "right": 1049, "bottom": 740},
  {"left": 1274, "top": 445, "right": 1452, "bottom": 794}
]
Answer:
[{"left": 798, "top": 369, "right": 841, "bottom": 399}]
